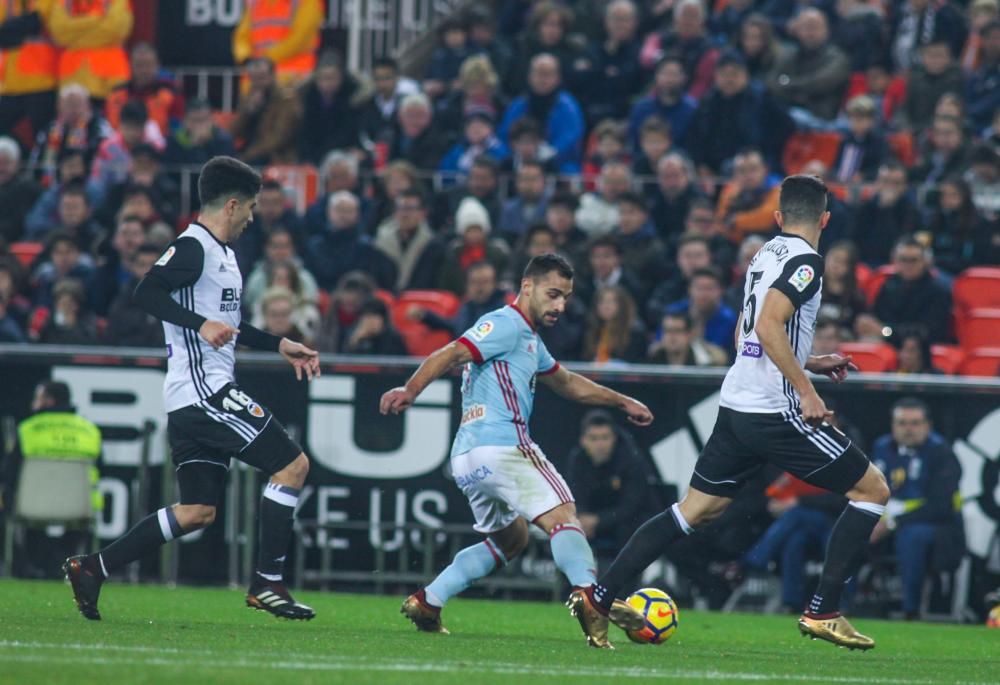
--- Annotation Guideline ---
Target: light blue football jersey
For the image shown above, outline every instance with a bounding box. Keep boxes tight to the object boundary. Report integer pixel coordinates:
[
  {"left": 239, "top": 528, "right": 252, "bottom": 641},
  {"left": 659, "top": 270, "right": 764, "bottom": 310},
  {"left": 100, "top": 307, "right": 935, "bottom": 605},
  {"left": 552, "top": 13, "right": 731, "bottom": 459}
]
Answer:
[{"left": 452, "top": 305, "right": 560, "bottom": 456}]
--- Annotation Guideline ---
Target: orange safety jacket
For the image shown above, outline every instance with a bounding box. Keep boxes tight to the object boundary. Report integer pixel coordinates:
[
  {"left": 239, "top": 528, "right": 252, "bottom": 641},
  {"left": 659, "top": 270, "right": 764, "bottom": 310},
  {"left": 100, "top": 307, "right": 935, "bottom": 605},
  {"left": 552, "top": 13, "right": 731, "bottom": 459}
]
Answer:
[
  {"left": 50, "top": 0, "right": 132, "bottom": 99},
  {"left": 0, "top": 0, "right": 58, "bottom": 95},
  {"left": 238, "top": 0, "right": 321, "bottom": 81}
]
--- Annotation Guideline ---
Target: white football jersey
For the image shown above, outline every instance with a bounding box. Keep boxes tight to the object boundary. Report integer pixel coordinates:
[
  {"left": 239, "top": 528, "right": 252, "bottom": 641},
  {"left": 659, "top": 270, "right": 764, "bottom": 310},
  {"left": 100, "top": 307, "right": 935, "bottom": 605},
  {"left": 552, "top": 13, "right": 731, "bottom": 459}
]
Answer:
[
  {"left": 158, "top": 224, "right": 243, "bottom": 412},
  {"left": 720, "top": 233, "right": 824, "bottom": 414}
]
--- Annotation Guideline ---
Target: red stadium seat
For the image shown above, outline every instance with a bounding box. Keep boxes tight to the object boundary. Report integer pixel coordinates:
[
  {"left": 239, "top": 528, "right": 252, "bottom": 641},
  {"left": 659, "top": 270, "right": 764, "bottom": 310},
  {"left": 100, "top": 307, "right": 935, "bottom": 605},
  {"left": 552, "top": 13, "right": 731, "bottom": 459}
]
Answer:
[
  {"left": 839, "top": 342, "right": 898, "bottom": 372},
  {"left": 953, "top": 267, "right": 1000, "bottom": 313},
  {"left": 9, "top": 241, "right": 44, "bottom": 269},
  {"left": 316, "top": 289, "right": 331, "bottom": 316},
  {"left": 782, "top": 132, "right": 843, "bottom": 175},
  {"left": 396, "top": 290, "right": 461, "bottom": 318},
  {"left": 863, "top": 265, "right": 896, "bottom": 307},
  {"left": 931, "top": 345, "right": 965, "bottom": 375},
  {"left": 887, "top": 131, "right": 916, "bottom": 167},
  {"left": 957, "top": 348, "right": 1000, "bottom": 377},
  {"left": 263, "top": 164, "right": 319, "bottom": 214},
  {"left": 855, "top": 263, "right": 873, "bottom": 293},
  {"left": 374, "top": 289, "right": 396, "bottom": 310},
  {"left": 391, "top": 290, "right": 462, "bottom": 357},
  {"left": 957, "top": 308, "right": 1000, "bottom": 350}
]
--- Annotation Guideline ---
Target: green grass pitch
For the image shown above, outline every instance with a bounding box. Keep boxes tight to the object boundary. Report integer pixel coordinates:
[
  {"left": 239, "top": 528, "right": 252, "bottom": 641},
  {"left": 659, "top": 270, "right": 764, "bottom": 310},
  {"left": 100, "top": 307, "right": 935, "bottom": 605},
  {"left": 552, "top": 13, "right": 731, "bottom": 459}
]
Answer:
[{"left": 1, "top": 580, "right": 996, "bottom": 685}]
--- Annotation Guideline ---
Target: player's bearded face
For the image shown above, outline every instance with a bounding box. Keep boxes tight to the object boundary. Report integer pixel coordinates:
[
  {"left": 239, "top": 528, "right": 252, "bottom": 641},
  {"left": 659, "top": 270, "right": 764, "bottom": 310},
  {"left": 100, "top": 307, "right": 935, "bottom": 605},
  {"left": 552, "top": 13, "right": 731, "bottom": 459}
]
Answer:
[
  {"left": 529, "top": 273, "right": 572, "bottom": 327},
  {"left": 229, "top": 197, "right": 257, "bottom": 240}
]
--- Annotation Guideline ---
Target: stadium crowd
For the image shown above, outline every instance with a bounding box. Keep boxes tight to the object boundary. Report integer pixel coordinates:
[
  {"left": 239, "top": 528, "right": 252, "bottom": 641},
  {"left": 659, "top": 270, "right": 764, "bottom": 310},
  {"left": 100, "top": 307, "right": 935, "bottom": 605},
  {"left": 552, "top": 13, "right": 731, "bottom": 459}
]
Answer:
[{"left": 0, "top": 0, "right": 998, "bottom": 366}]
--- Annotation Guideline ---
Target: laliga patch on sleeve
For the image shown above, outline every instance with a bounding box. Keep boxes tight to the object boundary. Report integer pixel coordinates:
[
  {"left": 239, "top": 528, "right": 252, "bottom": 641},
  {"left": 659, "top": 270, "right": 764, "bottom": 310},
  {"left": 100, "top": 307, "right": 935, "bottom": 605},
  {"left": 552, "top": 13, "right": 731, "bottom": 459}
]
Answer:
[
  {"left": 468, "top": 320, "right": 494, "bottom": 342},
  {"left": 155, "top": 246, "right": 176, "bottom": 266},
  {"left": 788, "top": 264, "right": 815, "bottom": 292}
]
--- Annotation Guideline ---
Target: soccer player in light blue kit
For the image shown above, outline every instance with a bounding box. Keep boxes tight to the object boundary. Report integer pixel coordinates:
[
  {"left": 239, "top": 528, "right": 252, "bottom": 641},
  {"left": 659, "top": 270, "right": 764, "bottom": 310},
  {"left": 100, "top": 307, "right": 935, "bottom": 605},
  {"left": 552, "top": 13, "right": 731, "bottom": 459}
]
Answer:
[{"left": 380, "top": 254, "right": 654, "bottom": 648}]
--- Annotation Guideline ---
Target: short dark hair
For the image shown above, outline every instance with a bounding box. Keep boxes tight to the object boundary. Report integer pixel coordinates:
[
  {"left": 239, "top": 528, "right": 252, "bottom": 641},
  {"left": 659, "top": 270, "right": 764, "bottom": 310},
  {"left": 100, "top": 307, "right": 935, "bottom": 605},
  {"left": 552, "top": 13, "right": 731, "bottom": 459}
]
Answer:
[
  {"left": 588, "top": 235, "right": 621, "bottom": 256},
  {"left": 136, "top": 242, "right": 162, "bottom": 258},
  {"left": 198, "top": 156, "right": 262, "bottom": 209},
  {"left": 677, "top": 233, "right": 710, "bottom": 251},
  {"left": 518, "top": 159, "right": 546, "bottom": 176},
  {"left": 523, "top": 253, "right": 573, "bottom": 281},
  {"left": 690, "top": 266, "right": 723, "bottom": 286},
  {"left": 547, "top": 191, "right": 578, "bottom": 212},
  {"left": 892, "top": 396, "right": 930, "bottom": 420},
  {"left": 396, "top": 188, "right": 425, "bottom": 208},
  {"left": 524, "top": 223, "right": 555, "bottom": 243},
  {"left": 373, "top": 56, "right": 399, "bottom": 71},
  {"left": 581, "top": 409, "right": 615, "bottom": 432},
  {"left": 779, "top": 174, "right": 829, "bottom": 226},
  {"left": 509, "top": 117, "right": 542, "bottom": 141},
  {"left": 38, "top": 380, "right": 71, "bottom": 407},
  {"left": 120, "top": 99, "right": 148, "bottom": 126},
  {"left": 663, "top": 310, "right": 692, "bottom": 329},
  {"left": 47, "top": 230, "right": 78, "bottom": 251},
  {"left": 639, "top": 116, "right": 671, "bottom": 139},
  {"left": 470, "top": 155, "right": 498, "bottom": 174},
  {"left": 260, "top": 178, "right": 284, "bottom": 193},
  {"left": 617, "top": 191, "right": 647, "bottom": 212},
  {"left": 359, "top": 297, "right": 390, "bottom": 320},
  {"left": 59, "top": 179, "right": 89, "bottom": 202}
]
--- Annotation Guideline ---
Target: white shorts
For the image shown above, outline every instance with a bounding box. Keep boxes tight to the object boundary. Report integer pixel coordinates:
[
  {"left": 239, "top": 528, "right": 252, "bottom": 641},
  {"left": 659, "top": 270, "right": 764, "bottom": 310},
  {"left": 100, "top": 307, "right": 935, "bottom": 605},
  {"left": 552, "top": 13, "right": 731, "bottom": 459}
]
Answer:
[{"left": 451, "top": 443, "right": 574, "bottom": 534}]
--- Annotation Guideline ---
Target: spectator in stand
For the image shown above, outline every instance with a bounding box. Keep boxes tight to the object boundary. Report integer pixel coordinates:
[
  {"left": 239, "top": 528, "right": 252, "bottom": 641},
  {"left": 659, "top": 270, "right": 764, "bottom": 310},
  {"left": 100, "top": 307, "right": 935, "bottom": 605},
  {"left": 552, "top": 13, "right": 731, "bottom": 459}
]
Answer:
[
  {"left": 163, "top": 99, "right": 237, "bottom": 210},
  {"left": 30, "top": 84, "right": 109, "bottom": 182},
  {"left": 582, "top": 120, "right": 629, "bottom": 184},
  {"left": 245, "top": 226, "right": 320, "bottom": 313},
  {"left": 564, "top": 410, "right": 661, "bottom": 560},
  {"left": 89, "top": 100, "right": 162, "bottom": 205},
  {"left": 437, "top": 54, "right": 507, "bottom": 134},
  {"left": 90, "top": 214, "right": 146, "bottom": 317},
  {"left": 911, "top": 115, "right": 970, "bottom": 195},
  {"left": 667, "top": 266, "right": 738, "bottom": 352},
  {"left": 499, "top": 160, "right": 551, "bottom": 245},
  {"left": 251, "top": 269, "right": 320, "bottom": 345},
  {"left": 49, "top": 0, "right": 131, "bottom": 100},
  {"left": 374, "top": 189, "right": 441, "bottom": 292},
  {"left": 649, "top": 152, "right": 702, "bottom": 242},
  {"left": 894, "top": 328, "right": 943, "bottom": 374},
  {"left": 870, "top": 398, "right": 963, "bottom": 619},
  {"left": 388, "top": 92, "right": 451, "bottom": 171},
  {"left": 581, "top": 285, "right": 647, "bottom": 364},
  {"left": 632, "top": 117, "right": 674, "bottom": 190},
  {"left": 892, "top": 0, "right": 968, "bottom": 71},
  {"left": 546, "top": 192, "right": 589, "bottom": 268},
  {"left": 24, "top": 149, "right": 95, "bottom": 239},
  {"left": 105, "top": 43, "right": 184, "bottom": 138},
  {"left": 583, "top": 0, "right": 642, "bottom": 124},
  {"left": 232, "top": 0, "right": 323, "bottom": 86},
  {"left": 819, "top": 241, "right": 867, "bottom": 337},
  {"left": 304, "top": 150, "right": 367, "bottom": 237},
  {"left": 834, "top": 95, "right": 891, "bottom": 184},
  {"left": 27, "top": 180, "right": 106, "bottom": 253},
  {"left": 231, "top": 178, "right": 298, "bottom": 276},
  {"left": 681, "top": 199, "right": 737, "bottom": 276},
  {"left": 103, "top": 243, "right": 163, "bottom": 347},
  {"left": 0, "top": 0, "right": 58, "bottom": 143},
  {"left": 37, "top": 277, "right": 98, "bottom": 344},
  {"left": 576, "top": 161, "right": 632, "bottom": 236},
  {"left": 31, "top": 231, "right": 94, "bottom": 309},
  {"left": 688, "top": 51, "right": 793, "bottom": 177},
  {"left": 432, "top": 155, "right": 503, "bottom": 233},
  {"left": 737, "top": 14, "right": 780, "bottom": 80},
  {"left": 716, "top": 148, "right": 780, "bottom": 244},
  {"left": 298, "top": 51, "right": 365, "bottom": 165},
  {"left": 342, "top": 298, "right": 407, "bottom": 355},
  {"left": 114, "top": 186, "right": 173, "bottom": 247},
  {"left": 365, "top": 160, "right": 420, "bottom": 236},
  {"left": 507, "top": 2, "right": 589, "bottom": 96},
  {"left": 465, "top": 4, "right": 514, "bottom": 84},
  {"left": 647, "top": 310, "right": 728, "bottom": 366},
  {"left": 766, "top": 9, "right": 851, "bottom": 124},
  {"left": 967, "top": 144, "right": 1000, "bottom": 220},
  {"left": 920, "top": 175, "right": 997, "bottom": 274},
  {"left": 498, "top": 53, "right": 585, "bottom": 173},
  {"left": 647, "top": 233, "right": 713, "bottom": 326},
  {"left": 0, "top": 137, "right": 41, "bottom": 244},
  {"left": 833, "top": 0, "right": 887, "bottom": 72},
  {"left": 627, "top": 57, "right": 696, "bottom": 154},
  {"left": 640, "top": 0, "right": 720, "bottom": 99},
  {"left": 962, "top": 0, "right": 999, "bottom": 72},
  {"left": 899, "top": 41, "right": 966, "bottom": 132},
  {"left": 0, "top": 286, "right": 27, "bottom": 343},
  {"left": 858, "top": 236, "right": 953, "bottom": 343},
  {"left": 711, "top": 0, "right": 754, "bottom": 43},
  {"left": 359, "top": 57, "right": 420, "bottom": 146},
  {"left": 231, "top": 58, "right": 302, "bottom": 165},
  {"left": 967, "top": 20, "right": 1000, "bottom": 130},
  {"left": 437, "top": 196, "right": 509, "bottom": 295},
  {"left": 502, "top": 223, "right": 558, "bottom": 288},
  {"left": 0, "top": 258, "right": 30, "bottom": 333},
  {"left": 424, "top": 17, "right": 473, "bottom": 101},
  {"left": 256, "top": 287, "right": 311, "bottom": 347},
  {"left": 576, "top": 235, "right": 644, "bottom": 307},
  {"left": 95, "top": 144, "right": 179, "bottom": 231},
  {"left": 812, "top": 318, "right": 846, "bottom": 356},
  {"left": 316, "top": 271, "right": 375, "bottom": 352},
  {"left": 305, "top": 190, "right": 396, "bottom": 292},
  {"left": 439, "top": 110, "right": 504, "bottom": 177},
  {"left": 612, "top": 191, "right": 668, "bottom": 295},
  {"left": 849, "top": 57, "right": 909, "bottom": 126},
  {"left": 497, "top": 116, "right": 561, "bottom": 175},
  {"left": 723, "top": 233, "right": 767, "bottom": 311},
  {"left": 856, "top": 162, "right": 919, "bottom": 266},
  {"left": 410, "top": 260, "right": 508, "bottom": 337}
]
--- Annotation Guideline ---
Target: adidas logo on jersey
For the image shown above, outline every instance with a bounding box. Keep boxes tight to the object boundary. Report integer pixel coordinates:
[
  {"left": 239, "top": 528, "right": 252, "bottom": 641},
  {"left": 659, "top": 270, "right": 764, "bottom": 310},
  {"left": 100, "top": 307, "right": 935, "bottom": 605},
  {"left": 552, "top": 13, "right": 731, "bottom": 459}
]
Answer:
[{"left": 218, "top": 263, "right": 226, "bottom": 272}]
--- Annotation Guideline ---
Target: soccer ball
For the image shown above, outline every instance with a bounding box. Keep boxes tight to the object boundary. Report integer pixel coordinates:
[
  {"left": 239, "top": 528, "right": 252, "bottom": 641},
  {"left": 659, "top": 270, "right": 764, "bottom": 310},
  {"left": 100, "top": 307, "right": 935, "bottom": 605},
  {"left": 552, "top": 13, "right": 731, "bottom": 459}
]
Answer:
[
  {"left": 624, "top": 588, "right": 679, "bottom": 644},
  {"left": 987, "top": 605, "right": 1000, "bottom": 628}
]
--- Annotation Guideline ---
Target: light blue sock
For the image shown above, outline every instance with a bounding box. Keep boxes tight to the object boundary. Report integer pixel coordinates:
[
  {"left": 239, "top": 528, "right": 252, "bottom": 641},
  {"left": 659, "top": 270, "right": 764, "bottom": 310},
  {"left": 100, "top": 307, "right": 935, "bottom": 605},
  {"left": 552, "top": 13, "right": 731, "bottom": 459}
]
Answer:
[
  {"left": 425, "top": 539, "right": 505, "bottom": 607},
  {"left": 550, "top": 523, "right": 597, "bottom": 587}
]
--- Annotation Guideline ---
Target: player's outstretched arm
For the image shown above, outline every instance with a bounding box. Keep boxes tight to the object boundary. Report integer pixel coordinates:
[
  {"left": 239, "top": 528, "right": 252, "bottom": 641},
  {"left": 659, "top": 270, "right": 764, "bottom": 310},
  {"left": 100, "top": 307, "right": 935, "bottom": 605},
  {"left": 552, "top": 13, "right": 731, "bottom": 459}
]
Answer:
[
  {"left": 539, "top": 366, "right": 653, "bottom": 426},
  {"left": 756, "top": 290, "right": 831, "bottom": 427},
  {"left": 379, "top": 340, "right": 474, "bottom": 415},
  {"left": 235, "top": 321, "right": 320, "bottom": 380},
  {"left": 805, "top": 354, "right": 859, "bottom": 383}
]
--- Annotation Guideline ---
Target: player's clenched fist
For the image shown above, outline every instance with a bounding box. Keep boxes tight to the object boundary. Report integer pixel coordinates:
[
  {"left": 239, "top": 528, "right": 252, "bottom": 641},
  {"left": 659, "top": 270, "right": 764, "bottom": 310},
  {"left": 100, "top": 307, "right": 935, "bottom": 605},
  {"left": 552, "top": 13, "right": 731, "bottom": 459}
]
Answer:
[
  {"left": 199, "top": 320, "right": 238, "bottom": 349},
  {"left": 800, "top": 390, "right": 834, "bottom": 428},
  {"left": 621, "top": 397, "right": 654, "bottom": 426},
  {"left": 380, "top": 387, "right": 416, "bottom": 415}
]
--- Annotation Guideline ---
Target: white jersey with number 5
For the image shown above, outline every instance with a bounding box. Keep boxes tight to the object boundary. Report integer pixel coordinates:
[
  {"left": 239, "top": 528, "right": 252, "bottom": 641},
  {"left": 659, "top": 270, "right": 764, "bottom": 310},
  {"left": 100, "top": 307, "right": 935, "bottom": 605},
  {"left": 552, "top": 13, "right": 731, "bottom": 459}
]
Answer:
[{"left": 720, "top": 233, "right": 824, "bottom": 414}]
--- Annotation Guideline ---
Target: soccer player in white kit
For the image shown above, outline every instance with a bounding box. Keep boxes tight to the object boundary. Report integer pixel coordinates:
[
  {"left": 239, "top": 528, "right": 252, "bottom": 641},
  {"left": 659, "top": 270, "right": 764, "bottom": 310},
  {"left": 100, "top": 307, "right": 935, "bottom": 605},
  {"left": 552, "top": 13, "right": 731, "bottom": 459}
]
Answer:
[
  {"left": 380, "top": 254, "right": 654, "bottom": 648},
  {"left": 572, "top": 175, "right": 892, "bottom": 651}
]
